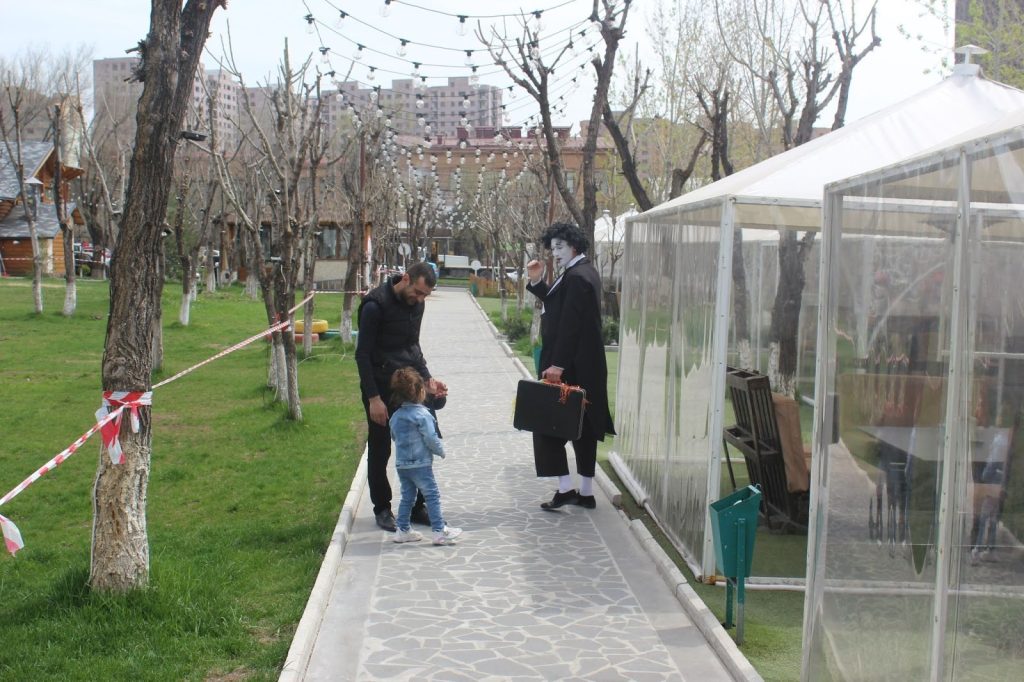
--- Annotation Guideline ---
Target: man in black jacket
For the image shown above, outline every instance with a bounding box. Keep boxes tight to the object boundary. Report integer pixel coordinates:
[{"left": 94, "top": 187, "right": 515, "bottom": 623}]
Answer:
[
  {"left": 526, "top": 222, "right": 615, "bottom": 511},
  {"left": 356, "top": 261, "right": 447, "bottom": 531}
]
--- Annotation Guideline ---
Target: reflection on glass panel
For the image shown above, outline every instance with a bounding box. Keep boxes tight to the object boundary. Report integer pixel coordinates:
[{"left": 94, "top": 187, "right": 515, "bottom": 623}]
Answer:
[
  {"left": 616, "top": 207, "right": 722, "bottom": 568},
  {"left": 947, "top": 139, "right": 1024, "bottom": 679},
  {"left": 807, "top": 161, "right": 960, "bottom": 679}
]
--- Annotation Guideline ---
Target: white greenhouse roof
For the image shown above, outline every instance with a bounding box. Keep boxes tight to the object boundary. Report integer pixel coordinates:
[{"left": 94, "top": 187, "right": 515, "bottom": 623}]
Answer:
[{"left": 637, "top": 64, "right": 1024, "bottom": 230}]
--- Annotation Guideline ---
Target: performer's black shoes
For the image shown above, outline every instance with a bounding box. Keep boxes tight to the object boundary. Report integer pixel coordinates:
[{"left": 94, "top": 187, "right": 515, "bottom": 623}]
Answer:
[
  {"left": 541, "top": 489, "right": 580, "bottom": 510},
  {"left": 574, "top": 494, "right": 597, "bottom": 509}
]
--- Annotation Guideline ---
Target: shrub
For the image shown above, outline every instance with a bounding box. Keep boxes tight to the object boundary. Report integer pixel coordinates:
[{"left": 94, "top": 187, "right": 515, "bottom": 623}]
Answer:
[{"left": 503, "top": 314, "right": 530, "bottom": 342}]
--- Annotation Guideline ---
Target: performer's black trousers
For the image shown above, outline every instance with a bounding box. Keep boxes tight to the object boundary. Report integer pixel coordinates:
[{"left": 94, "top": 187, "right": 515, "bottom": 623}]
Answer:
[{"left": 533, "top": 430, "right": 597, "bottom": 478}]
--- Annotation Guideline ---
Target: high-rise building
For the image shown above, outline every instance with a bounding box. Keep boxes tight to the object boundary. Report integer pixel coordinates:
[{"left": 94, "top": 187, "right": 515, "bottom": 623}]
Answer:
[
  {"left": 92, "top": 57, "right": 242, "bottom": 149},
  {"left": 330, "top": 76, "right": 503, "bottom": 139}
]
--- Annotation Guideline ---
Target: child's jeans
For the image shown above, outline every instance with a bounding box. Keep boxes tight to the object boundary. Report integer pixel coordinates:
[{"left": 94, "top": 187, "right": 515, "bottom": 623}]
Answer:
[{"left": 396, "top": 465, "right": 445, "bottom": 534}]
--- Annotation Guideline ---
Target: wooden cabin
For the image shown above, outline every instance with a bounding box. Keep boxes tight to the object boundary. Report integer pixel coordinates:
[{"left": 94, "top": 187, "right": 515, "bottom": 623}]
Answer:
[{"left": 0, "top": 141, "right": 83, "bottom": 276}]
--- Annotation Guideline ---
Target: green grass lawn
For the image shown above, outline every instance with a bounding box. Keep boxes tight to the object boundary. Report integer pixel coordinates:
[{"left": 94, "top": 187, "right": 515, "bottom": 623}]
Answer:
[
  {"left": 0, "top": 278, "right": 366, "bottom": 680},
  {"left": 476, "top": 293, "right": 803, "bottom": 681}
]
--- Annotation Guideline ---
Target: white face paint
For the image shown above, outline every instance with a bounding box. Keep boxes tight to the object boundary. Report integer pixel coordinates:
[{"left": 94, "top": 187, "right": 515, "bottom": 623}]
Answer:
[{"left": 550, "top": 238, "right": 576, "bottom": 269}]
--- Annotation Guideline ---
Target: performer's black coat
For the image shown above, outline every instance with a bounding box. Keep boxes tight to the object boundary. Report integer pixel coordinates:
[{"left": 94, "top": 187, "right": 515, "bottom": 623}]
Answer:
[{"left": 526, "top": 257, "right": 615, "bottom": 440}]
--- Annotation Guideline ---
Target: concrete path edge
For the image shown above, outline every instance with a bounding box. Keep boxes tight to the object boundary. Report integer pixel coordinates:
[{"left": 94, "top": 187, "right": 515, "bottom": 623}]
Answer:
[{"left": 279, "top": 455, "right": 368, "bottom": 682}]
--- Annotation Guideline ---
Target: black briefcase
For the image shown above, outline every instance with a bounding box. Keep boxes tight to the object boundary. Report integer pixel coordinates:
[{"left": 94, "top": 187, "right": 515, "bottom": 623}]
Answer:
[{"left": 513, "top": 380, "right": 587, "bottom": 441}]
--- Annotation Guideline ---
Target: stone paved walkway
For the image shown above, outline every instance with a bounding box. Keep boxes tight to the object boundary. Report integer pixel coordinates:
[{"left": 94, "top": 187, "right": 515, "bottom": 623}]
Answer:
[{"left": 288, "top": 287, "right": 737, "bottom": 681}]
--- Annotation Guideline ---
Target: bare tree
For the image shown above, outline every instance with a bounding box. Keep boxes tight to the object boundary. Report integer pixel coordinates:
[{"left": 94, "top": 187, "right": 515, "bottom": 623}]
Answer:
[
  {"left": 92, "top": 0, "right": 223, "bottom": 593},
  {"left": 484, "top": 0, "right": 631, "bottom": 243},
  {"left": 1, "top": 67, "right": 46, "bottom": 313},
  {"left": 208, "top": 43, "right": 330, "bottom": 418}
]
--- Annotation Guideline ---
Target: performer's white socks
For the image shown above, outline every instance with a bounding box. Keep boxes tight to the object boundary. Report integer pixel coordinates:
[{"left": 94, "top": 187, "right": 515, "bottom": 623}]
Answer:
[
  {"left": 558, "top": 475, "right": 574, "bottom": 493},
  {"left": 580, "top": 476, "right": 594, "bottom": 496}
]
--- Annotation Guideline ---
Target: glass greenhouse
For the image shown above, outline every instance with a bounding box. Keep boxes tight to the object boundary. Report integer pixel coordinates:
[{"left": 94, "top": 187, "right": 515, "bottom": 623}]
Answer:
[
  {"left": 614, "top": 65, "right": 1024, "bottom": 585},
  {"left": 803, "top": 114, "right": 1024, "bottom": 680}
]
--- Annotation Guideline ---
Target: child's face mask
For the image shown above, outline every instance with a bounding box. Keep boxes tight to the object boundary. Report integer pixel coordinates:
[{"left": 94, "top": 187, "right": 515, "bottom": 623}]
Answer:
[{"left": 550, "top": 239, "right": 575, "bottom": 269}]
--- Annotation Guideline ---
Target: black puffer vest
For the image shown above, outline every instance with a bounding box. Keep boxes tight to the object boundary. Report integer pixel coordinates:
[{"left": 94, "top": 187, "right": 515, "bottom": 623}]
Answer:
[{"left": 358, "top": 275, "right": 426, "bottom": 386}]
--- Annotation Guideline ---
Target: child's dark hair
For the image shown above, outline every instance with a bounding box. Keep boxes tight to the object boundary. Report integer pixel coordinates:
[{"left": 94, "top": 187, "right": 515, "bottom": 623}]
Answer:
[{"left": 389, "top": 367, "right": 426, "bottom": 406}]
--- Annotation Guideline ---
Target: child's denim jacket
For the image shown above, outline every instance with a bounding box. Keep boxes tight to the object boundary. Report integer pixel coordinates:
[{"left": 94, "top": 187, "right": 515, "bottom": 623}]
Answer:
[{"left": 389, "top": 403, "right": 445, "bottom": 469}]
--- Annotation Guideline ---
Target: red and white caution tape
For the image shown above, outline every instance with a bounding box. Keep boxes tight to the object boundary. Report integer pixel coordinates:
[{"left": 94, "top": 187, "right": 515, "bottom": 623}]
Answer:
[
  {"left": 95, "top": 391, "right": 153, "bottom": 465},
  {"left": 0, "top": 293, "right": 316, "bottom": 556},
  {"left": 0, "top": 405, "right": 125, "bottom": 555}
]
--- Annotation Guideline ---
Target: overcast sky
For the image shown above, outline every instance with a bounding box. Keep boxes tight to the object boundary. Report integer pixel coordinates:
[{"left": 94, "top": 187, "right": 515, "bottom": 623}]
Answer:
[{"left": 3, "top": 0, "right": 952, "bottom": 128}]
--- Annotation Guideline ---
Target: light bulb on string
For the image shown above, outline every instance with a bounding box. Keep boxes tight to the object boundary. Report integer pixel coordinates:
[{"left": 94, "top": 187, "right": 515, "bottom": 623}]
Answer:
[
  {"left": 417, "top": 115, "right": 425, "bottom": 128},
  {"left": 469, "top": 67, "right": 480, "bottom": 89},
  {"left": 459, "top": 140, "right": 467, "bottom": 149},
  {"left": 424, "top": 123, "right": 432, "bottom": 135},
  {"left": 367, "top": 67, "right": 376, "bottom": 82},
  {"left": 369, "top": 87, "right": 379, "bottom": 101},
  {"left": 380, "top": 0, "right": 392, "bottom": 17},
  {"left": 532, "top": 10, "right": 544, "bottom": 31},
  {"left": 411, "top": 62, "right": 421, "bottom": 78},
  {"left": 354, "top": 44, "right": 364, "bottom": 60},
  {"left": 462, "top": 97, "right": 470, "bottom": 109},
  {"left": 457, "top": 16, "right": 468, "bottom": 36},
  {"left": 507, "top": 86, "right": 516, "bottom": 100},
  {"left": 319, "top": 47, "right": 330, "bottom": 64},
  {"left": 459, "top": 114, "right": 468, "bottom": 126},
  {"left": 465, "top": 50, "right": 474, "bottom": 67},
  {"left": 304, "top": 14, "right": 314, "bottom": 34},
  {"left": 416, "top": 94, "right": 424, "bottom": 109},
  {"left": 397, "top": 39, "right": 408, "bottom": 57},
  {"left": 335, "top": 10, "right": 347, "bottom": 27}
]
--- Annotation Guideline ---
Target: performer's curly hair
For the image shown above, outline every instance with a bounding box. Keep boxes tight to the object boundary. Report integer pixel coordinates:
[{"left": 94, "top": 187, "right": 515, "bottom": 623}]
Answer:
[
  {"left": 389, "top": 367, "right": 426, "bottom": 406},
  {"left": 541, "top": 221, "right": 589, "bottom": 255}
]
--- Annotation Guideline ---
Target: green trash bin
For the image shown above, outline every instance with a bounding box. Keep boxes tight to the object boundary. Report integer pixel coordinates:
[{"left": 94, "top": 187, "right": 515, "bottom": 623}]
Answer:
[
  {"left": 710, "top": 485, "right": 761, "bottom": 578},
  {"left": 709, "top": 484, "right": 762, "bottom": 644}
]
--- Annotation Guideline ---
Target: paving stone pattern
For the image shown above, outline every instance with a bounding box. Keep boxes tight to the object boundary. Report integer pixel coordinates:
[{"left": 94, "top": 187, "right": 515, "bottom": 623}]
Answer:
[{"left": 302, "top": 288, "right": 733, "bottom": 681}]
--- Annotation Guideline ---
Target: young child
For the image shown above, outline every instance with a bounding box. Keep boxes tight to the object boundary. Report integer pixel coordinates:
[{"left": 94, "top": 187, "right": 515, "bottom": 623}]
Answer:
[{"left": 388, "top": 367, "right": 463, "bottom": 545}]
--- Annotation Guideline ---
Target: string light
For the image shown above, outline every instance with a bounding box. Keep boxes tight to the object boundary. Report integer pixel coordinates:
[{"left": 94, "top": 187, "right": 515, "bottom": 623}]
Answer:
[
  {"left": 319, "top": 46, "right": 330, "bottom": 64},
  {"left": 380, "top": 0, "right": 392, "bottom": 18},
  {"left": 457, "top": 15, "right": 468, "bottom": 36},
  {"left": 354, "top": 44, "right": 365, "bottom": 60},
  {"left": 335, "top": 10, "right": 347, "bottom": 27},
  {"left": 304, "top": 13, "right": 315, "bottom": 34}
]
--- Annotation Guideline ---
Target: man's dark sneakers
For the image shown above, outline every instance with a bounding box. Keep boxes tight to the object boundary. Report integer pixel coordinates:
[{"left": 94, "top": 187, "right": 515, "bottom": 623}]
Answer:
[
  {"left": 410, "top": 506, "right": 431, "bottom": 526},
  {"left": 541, "top": 489, "right": 580, "bottom": 510},
  {"left": 574, "top": 494, "right": 597, "bottom": 509},
  {"left": 375, "top": 509, "right": 397, "bottom": 532}
]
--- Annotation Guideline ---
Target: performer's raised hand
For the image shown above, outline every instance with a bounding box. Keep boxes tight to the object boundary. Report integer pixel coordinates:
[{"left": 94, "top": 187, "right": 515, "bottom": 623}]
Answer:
[{"left": 526, "top": 259, "right": 544, "bottom": 283}]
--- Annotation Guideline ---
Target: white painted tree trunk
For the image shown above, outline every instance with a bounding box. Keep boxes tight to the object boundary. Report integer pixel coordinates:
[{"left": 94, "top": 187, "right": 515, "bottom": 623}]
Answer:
[
  {"left": 90, "top": 430, "right": 151, "bottom": 591},
  {"left": 179, "top": 289, "right": 192, "bottom": 326},
  {"left": 246, "top": 276, "right": 259, "bottom": 300},
  {"left": 341, "top": 300, "right": 354, "bottom": 342},
  {"left": 737, "top": 337, "right": 753, "bottom": 372},
  {"left": 62, "top": 280, "right": 77, "bottom": 317},
  {"left": 205, "top": 268, "right": 216, "bottom": 293},
  {"left": 267, "top": 336, "right": 287, "bottom": 400},
  {"left": 767, "top": 341, "right": 796, "bottom": 397}
]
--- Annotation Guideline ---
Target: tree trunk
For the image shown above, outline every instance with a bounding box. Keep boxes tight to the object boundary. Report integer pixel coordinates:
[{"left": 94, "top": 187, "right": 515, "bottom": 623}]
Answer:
[
  {"left": 767, "top": 231, "right": 808, "bottom": 396},
  {"left": 54, "top": 106, "right": 77, "bottom": 317},
  {"left": 179, "top": 288, "right": 191, "bottom": 326},
  {"left": 92, "top": 0, "right": 221, "bottom": 593}
]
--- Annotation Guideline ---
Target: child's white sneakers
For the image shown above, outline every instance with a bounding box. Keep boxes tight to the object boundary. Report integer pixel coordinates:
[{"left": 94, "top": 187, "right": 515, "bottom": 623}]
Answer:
[
  {"left": 433, "top": 526, "right": 463, "bottom": 545},
  {"left": 393, "top": 528, "right": 423, "bottom": 543}
]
